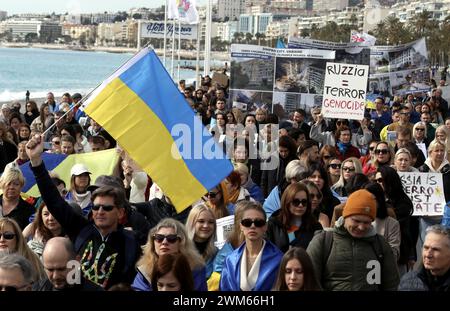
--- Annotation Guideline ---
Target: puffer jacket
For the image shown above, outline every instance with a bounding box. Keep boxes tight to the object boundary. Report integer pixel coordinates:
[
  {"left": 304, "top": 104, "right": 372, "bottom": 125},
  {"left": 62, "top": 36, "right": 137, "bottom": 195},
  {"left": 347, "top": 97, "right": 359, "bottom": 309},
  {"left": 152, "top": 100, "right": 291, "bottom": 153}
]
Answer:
[
  {"left": 306, "top": 217, "right": 400, "bottom": 291},
  {"left": 399, "top": 266, "right": 450, "bottom": 291}
]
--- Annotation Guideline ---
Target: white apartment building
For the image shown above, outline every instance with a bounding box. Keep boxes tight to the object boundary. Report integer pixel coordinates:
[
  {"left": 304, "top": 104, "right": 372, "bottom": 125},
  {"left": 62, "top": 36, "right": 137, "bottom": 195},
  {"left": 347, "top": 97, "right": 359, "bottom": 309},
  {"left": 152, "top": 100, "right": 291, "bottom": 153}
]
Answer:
[
  {"left": 389, "top": 0, "right": 450, "bottom": 24},
  {"left": 239, "top": 13, "right": 273, "bottom": 35},
  {"left": 97, "top": 20, "right": 138, "bottom": 45},
  {"left": 265, "top": 21, "right": 290, "bottom": 39},
  {"left": 218, "top": 0, "right": 246, "bottom": 21},
  {"left": 3, "top": 19, "right": 41, "bottom": 38},
  {"left": 216, "top": 21, "right": 238, "bottom": 42},
  {"left": 271, "top": 0, "right": 308, "bottom": 9},
  {"left": 292, "top": 7, "right": 363, "bottom": 33},
  {"left": 313, "top": 0, "right": 349, "bottom": 11}
]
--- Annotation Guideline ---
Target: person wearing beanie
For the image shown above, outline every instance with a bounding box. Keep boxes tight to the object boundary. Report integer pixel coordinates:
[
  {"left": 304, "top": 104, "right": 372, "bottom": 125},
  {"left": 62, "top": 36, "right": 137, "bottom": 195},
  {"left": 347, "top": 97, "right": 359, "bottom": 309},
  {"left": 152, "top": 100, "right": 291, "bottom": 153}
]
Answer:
[{"left": 306, "top": 189, "right": 400, "bottom": 290}]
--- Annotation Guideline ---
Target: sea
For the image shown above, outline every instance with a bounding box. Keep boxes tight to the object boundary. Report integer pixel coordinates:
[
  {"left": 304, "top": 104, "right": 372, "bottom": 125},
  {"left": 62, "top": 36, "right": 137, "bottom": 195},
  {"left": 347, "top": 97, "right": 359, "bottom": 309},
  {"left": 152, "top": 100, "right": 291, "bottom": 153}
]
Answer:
[{"left": 0, "top": 47, "right": 220, "bottom": 102}]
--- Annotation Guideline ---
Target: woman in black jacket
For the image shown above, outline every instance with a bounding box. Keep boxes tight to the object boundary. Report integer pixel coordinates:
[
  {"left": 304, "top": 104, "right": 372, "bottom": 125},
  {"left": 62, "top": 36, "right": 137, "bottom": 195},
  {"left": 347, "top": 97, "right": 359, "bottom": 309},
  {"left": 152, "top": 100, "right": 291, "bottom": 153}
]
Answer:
[{"left": 266, "top": 182, "right": 322, "bottom": 253}]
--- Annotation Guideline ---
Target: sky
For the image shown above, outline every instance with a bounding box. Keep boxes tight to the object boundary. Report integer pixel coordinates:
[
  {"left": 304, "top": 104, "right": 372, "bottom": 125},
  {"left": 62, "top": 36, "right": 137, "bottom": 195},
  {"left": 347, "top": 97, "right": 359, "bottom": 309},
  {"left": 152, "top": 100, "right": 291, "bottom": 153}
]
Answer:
[{"left": 0, "top": 0, "right": 208, "bottom": 15}]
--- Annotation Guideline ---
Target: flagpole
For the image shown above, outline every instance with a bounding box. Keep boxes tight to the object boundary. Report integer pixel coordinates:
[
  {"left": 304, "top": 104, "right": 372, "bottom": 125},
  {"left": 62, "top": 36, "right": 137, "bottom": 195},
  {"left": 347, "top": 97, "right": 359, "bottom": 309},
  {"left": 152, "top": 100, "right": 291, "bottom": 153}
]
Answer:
[
  {"left": 204, "top": 0, "right": 212, "bottom": 76},
  {"left": 177, "top": 19, "right": 181, "bottom": 82},
  {"left": 171, "top": 19, "right": 176, "bottom": 78},
  {"left": 196, "top": 22, "right": 200, "bottom": 88},
  {"left": 163, "top": 0, "right": 168, "bottom": 67}
]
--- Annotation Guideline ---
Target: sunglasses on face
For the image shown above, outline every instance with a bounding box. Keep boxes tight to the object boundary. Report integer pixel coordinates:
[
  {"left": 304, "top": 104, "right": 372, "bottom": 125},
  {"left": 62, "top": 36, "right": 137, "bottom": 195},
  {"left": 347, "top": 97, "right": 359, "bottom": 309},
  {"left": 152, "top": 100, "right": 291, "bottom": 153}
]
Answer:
[
  {"left": 328, "top": 163, "right": 341, "bottom": 169},
  {"left": 375, "top": 149, "right": 389, "bottom": 155},
  {"left": 241, "top": 218, "right": 266, "bottom": 228},
  {"left": 376, "top": 177, "right": 384, "bottom": 184},
  {"left": 415, "top": 128, "right": 425, "bottom": 131},
  {"left": 52, "top": 141, "right": 61, "bottom": 145},
  {"left": 291, "top": 199, "right": 308, "bottom": 207},
  {"left": 323, "top": 155, "right": 331, "bottom": 159},
  {"left": 0, "top": 232, "right": 16, "bottom": 240},
  {"left": 0, "top": 284, "right": 28, "bottom": 292},
  {"left": 369, "top": 146, "right": 376, "bottom": 151},
  {"left": 91, "top": 204, "right": 115, "bottom": 212},
  {"left": 309, "top": 193, "right": 322, "bottom": 200},
  {"left": 154, "top": 234, "right": 180, "bottom": 244},
  {"left": 343, "top": 167, "right": 356, "bottom": 172},
  {"left": 207, "top": 191, "right": 219, "bottom": 198}
]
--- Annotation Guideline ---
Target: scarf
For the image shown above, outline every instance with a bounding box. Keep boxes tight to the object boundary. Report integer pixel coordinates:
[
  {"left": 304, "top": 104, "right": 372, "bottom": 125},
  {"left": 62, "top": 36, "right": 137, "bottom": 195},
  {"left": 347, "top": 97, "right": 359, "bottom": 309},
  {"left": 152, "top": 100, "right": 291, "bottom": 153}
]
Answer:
[{"left": 337, "top": 141, "right": 352, "bottom": 155}]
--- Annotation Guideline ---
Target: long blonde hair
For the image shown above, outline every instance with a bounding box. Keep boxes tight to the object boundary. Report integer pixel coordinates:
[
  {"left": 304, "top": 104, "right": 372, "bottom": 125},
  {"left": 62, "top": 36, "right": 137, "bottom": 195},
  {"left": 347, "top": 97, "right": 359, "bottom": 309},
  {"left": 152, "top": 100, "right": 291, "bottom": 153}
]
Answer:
[
  {"left": 0, "top": 218, "right": 46, "bottom": 281},
  {"left": 137, "top": 218, "right": 204, "bottom": 279},
  {"left": 185, "top": 204, "right": 217, "bottom": 262},
  {"left": 332, "top": 157, "right": 363, "bottom": 189}
]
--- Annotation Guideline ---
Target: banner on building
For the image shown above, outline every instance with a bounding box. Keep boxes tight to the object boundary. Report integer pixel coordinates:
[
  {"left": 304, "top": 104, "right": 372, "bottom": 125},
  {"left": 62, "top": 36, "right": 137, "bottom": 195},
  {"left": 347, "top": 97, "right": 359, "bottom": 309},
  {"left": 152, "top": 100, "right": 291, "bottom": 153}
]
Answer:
[
  {"left": 140, "top": 21, "right": 198, "bottom": 39},
  {"left": 229, "top": 44, "right": 335, "bottom": 118},
  {"left": 369, "top": 38, "right": 430, "bottom": 97},
  {"left": 321, "top": 62, "right": 369, "bottom": 120},
  {"left": 398, "top": 172, "right": 446, "bottom": 216}
]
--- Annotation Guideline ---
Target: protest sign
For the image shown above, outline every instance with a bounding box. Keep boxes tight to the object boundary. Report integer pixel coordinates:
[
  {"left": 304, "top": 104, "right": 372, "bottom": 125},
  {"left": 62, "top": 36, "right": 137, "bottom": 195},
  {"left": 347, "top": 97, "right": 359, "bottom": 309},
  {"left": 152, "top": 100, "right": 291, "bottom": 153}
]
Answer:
[
  {"left": 321, "top": 62, "right": 369, "bottom": 120},
  {"left": 399, "top": 172, "right": 446, "bottom": 216},
  {"left": 214, "top": 215, "right": 234, "bottom": 249}
]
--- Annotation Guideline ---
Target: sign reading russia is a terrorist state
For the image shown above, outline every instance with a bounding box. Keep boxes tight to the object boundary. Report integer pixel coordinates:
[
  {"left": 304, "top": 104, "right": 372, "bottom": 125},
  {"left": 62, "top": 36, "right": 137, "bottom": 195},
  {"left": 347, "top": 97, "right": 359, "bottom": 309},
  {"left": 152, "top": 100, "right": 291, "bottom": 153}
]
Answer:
[{"left": 321, "top": 62, "right": 369, "bottom": 120}]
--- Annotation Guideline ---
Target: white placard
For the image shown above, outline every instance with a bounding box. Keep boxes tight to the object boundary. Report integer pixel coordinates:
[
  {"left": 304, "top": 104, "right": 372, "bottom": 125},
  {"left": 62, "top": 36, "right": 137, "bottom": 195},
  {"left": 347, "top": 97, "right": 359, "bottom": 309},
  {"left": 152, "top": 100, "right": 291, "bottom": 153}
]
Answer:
[
  {"left": 214, "top": 215, "right": 234, "bottom": 250},
  {"left": 321, "top": 62, "right": 369, "bottom": 120},
  {"left": 398, "top": 172, "right": 446, "bottom": 216}
]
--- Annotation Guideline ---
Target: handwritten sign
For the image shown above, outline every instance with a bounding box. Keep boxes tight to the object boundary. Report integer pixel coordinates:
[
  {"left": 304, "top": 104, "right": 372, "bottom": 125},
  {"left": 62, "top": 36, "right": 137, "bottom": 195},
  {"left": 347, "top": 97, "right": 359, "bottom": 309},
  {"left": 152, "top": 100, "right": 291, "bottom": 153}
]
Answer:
[
  {"left": 214, "top": 215, "right": 234, "bottom": 250},
  {"left": 399, "top": 172, "right": 446, "bottom": 216},
  {"left": 321, "top": 62, "right": 369, "bottom": 120}
]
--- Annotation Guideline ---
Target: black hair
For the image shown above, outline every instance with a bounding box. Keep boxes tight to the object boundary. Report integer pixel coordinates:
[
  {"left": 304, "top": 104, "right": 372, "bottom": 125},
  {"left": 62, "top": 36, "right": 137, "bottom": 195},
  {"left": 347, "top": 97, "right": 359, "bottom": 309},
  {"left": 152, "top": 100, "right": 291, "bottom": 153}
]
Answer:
[{"left": 364, "top": 182, "right": 389, "bottom": 219}]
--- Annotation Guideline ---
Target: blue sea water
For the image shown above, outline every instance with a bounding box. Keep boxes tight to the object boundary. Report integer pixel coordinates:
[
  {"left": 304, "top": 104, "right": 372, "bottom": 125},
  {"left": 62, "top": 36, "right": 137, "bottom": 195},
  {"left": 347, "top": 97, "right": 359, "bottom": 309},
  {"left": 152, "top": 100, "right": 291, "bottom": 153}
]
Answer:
[{"left": 0, "top": 47, "right": 203, "bottom": 102}]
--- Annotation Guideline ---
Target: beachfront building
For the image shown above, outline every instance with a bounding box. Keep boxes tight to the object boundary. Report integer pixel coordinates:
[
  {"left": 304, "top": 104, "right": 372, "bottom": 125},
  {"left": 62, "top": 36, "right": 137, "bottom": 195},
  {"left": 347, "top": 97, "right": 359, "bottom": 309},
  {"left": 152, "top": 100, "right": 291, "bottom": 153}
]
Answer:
[
  {"left": 0, "top": 11, "right": 7, "bottom": 21},
  {"left": 217, "top": 0, "right": 246, "bottom": 21},
  {"left": 97, "top": 20, "right": 138, "bottom": 47},
  {"left": 265, "top": 21, "right": 290, "bottom": 40},
  {"left": 2, "top": 19, "right": 61, "bottom": 42},
  {"left": 216, "top": 21, "right": 238, "bottom": 42},
  {"left": 62, "top": 24, "right": 97, "bottom": 45},
  {"left": 389, "top": 0, "right": 450, "bottom": 24}
]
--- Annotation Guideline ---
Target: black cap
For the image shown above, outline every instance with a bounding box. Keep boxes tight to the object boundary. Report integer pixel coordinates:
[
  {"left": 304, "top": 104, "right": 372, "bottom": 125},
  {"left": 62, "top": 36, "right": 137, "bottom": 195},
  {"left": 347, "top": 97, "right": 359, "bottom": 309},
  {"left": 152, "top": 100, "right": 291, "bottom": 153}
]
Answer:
[{"left": 72, "top": 93, "right": 82, "bottom": 100}]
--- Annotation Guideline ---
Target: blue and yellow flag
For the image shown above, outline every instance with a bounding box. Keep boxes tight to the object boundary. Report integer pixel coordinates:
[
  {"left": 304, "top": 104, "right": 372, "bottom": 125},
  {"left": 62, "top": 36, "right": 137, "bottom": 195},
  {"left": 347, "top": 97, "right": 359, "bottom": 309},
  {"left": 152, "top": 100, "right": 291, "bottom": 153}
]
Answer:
[
  {"left": 81, "top": 48, "right": 233, "bottom": 212},
  {"left": 20, "top": 149, "right": 120, "bottom": 197}
]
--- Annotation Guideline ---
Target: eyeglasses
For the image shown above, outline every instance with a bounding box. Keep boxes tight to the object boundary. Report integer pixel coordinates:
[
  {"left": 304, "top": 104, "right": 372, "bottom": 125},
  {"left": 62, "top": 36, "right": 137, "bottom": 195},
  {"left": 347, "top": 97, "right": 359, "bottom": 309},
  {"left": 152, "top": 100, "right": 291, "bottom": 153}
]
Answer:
[
  {"left": 207, "top": 191, "right": 219, "bottom": 198},
  {"left": 323, "top": 155, "right": 331, "bottom": 160},
  {"left": 91, "top": 204, "right": 115, "bottom": 212},
  {"left": 375, "top": 149, "right": 389, "bottom": 155},
  {"left": 154, "top": 234, "right": 180, "bottom": 244},
  {"left": 400, "top": 112, "right": 410, "bottom": 116},
  {"left": 291, "top": 199, "right": 308, "bottom": 207},
  {"left": 52, "top": 140, "right": 61, "bottom": 145},
  {"left": 328, "top": 163, "right": 341, "bottom": 169},
  {"left": 0, "top": 232, "right": 16, "bottom": 240},
  {"left": 309, "top": 193, "right": 322, "bottom": 200},
  {"left": 336, "top": 121, "right": 347, "bottom": 126},
  {"left": 241, "top": 218, "right": 266, "bottom": 228},
  {"left": 415, "top": 128, "right": 425, "bottom": 131},
  {"left": 343, "top": 167, "right": 356, "bottom": 172},
  {"left": 376, "top": 178, "right": 384, "bottom": 184},
  {"left": 369, "top": 146, "right": 376, "bottom": 151}
]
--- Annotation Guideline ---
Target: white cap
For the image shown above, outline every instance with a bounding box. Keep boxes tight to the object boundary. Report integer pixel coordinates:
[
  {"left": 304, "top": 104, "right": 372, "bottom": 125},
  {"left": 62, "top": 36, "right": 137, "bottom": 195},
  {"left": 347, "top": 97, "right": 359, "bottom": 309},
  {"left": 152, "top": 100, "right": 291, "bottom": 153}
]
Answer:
[
  {"left": 70, "top": 163, "right": 91, "bottom": 176},
  {"left": 1, "top": 104, "right": 10, "bottom": 110}
]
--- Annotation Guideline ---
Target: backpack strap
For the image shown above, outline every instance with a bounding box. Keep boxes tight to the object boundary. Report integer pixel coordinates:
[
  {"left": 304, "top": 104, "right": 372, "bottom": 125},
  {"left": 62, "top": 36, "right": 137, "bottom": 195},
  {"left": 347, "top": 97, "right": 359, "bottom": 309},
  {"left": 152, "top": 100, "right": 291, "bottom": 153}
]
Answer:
[{"left": 321, "top": 230, "right": 334, "bottom": 268}]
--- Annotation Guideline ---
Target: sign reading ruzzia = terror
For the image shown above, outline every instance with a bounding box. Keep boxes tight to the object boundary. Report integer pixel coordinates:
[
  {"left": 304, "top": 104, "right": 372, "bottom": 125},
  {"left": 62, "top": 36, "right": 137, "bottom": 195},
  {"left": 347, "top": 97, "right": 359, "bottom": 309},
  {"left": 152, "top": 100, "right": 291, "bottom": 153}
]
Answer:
[{"left": 321, "top": 62, "right": 369, "bottom": 120}]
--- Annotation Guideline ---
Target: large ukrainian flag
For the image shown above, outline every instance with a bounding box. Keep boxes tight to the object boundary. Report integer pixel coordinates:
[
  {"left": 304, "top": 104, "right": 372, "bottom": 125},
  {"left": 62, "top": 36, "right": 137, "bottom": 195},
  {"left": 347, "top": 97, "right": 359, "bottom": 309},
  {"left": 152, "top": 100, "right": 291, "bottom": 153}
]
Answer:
[{"left": 81, "top": 48, "right": 233, "bottom": 212}]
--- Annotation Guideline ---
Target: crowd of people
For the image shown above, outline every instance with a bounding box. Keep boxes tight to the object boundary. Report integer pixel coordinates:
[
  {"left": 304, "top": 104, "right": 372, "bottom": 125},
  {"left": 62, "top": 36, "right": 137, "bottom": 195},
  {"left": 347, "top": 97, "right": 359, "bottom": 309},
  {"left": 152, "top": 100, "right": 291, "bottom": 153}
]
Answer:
[{"left": 0, "top": 74, "right": 449, "bottom": 292}]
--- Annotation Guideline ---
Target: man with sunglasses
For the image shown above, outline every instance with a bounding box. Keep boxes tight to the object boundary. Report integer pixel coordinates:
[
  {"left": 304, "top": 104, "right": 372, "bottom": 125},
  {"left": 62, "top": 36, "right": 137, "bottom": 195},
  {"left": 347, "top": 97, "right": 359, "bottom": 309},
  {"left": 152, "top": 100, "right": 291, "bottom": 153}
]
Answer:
[
  {"left": 25, "top": 135, "right": 140, "bottom": 289},
  {"left": 0, "top": 254, "right": 33, "bottom": 291}
]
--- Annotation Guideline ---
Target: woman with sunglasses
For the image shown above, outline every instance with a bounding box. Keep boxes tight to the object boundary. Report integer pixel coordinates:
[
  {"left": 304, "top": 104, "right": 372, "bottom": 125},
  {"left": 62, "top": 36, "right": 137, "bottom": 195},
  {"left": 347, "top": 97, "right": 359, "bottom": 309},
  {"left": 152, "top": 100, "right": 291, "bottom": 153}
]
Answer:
[
  {"left": 362, "top": 141, "right": 393, "bottom": 176},
  {"left": 376, "top": 166, "right": 414, "bottom": 274},
  {"left": 0, "top": 218, "right": 47, "bottom": 282},
  {"left": 266, "top": 183, "right": 322, "bottom": 253},
  {"left": 413, "top": 121, "right": 430, "bottom": 149},
  {"left": 392, "top": 148, "right": 418, "bottom": 172},
  {"left": 273, "top": 247, "right": 321, "bottom": 291},
  {"left": 319, "top": 145, "right": 337, "bottom": 168},
  {"left": 327, "top": 157, "right": 342, "bottom": 186},
  {"left": 302, "top": 180, "right": 329, "bottom": 228},
  {"left": 220, "top": 202, "right": 283, "bottom": 291},
  {"left": 24, "top": 100, "right": 39, "bottom": 126},
  {"left": 331, "top": 157, "right": 363, "bottom": 199},
  {"left": 185, "top": 204, "right": 218, "bottom": 282},
  {"left": 132, "top": 218, "right": 206, "bottom": 291},
  {"left": 305, "top": 163, "right": 341, "bottom": 224},
  {"left": 204, "top": 182, "right": 232, "bottom": 219},
  {"left": 360, "top": 140, "right": 379, "bottom": 171}
]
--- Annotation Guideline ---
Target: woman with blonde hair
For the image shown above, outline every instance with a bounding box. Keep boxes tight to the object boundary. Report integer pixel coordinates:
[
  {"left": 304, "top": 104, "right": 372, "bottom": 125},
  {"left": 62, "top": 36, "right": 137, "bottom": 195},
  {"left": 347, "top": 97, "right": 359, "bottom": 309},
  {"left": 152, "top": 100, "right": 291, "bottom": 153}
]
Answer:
[
  {"left": 0, "top": 218, "right": 47, "bottom": 282},
  {"left": 0, "top": 163, "right": 34, "bottom": 229},
  {"left": 185, "top": 204, "right": 218, "bottom": 280},
  {"left": 332, "top": 157, "right": 363, "bottom": 198},
  {"left": 132, "top": 218, "right": 206, "bottom": 291},
  {"left": 362, "top": 141, "right": 393, "bottom": 176},
  {"left": 392, "top": 148, "right": 418, "bottom": 172},
  {"left": 412, "top": 121, "right": 429, "bottom": 148},
  {"left": 434, "top": 125, "right": 450, "bottom": 159}
]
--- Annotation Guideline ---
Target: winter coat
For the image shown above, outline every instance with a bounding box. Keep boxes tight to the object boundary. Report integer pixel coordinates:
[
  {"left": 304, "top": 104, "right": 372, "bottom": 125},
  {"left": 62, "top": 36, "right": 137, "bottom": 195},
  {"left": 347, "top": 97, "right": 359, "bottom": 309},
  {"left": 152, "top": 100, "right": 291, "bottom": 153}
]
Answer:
[
  {"left": 399, "top": 266, "right": 450, "bottom": 291},
  {"left": 310, "top": 122, "right": 372, "bottom": 149},
  {"left": 306, "top": 217, "right": 400, "bottom": 291},
  {"left": 266, "top": 209, "right": 323, "bottom": 253}
]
